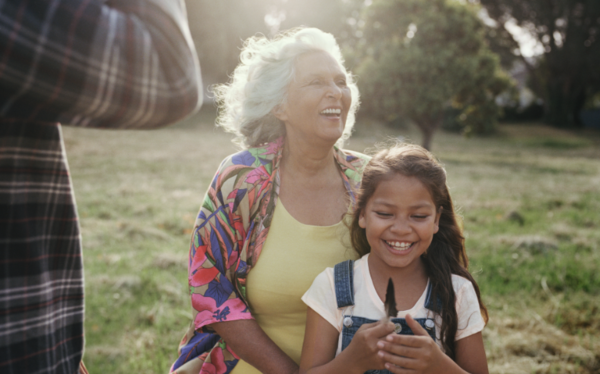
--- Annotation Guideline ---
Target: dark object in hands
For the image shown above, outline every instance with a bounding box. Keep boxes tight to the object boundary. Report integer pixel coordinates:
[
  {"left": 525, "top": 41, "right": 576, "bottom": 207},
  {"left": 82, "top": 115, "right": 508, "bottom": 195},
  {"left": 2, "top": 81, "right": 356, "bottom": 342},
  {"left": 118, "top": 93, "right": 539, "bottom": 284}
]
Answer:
[{"left": 385, "top": 278, "right": 397, "bottom": 317}]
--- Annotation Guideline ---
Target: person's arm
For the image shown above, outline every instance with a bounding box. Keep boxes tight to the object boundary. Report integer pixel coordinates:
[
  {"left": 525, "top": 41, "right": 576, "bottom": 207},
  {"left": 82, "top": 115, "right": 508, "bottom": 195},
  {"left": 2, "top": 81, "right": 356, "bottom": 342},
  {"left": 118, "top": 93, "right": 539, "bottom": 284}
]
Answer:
[
  {"left": 299, "top": 307, "right": 395, "bottom": 374},
  {"left": 0, "top": 0, "right": 201, "bottom": 127},
  {"left": 211, "top": 319, "right": 299, "bottom": 374},
  {"left": 455, "top": 332, "right": 488, "bottom": 374},
  {"left": 376, "top": 314, "right": 488, "bottom": 374}
]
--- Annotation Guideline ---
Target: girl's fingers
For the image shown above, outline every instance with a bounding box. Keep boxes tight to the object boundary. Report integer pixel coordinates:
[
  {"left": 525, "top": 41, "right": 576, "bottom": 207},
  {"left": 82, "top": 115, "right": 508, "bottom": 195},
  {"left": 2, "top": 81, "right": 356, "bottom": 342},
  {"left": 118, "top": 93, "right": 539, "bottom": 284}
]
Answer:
[
  {"left": 377, "top": 350, "right": 418, "bottom": 372},
  {"left": 384, "top": 362, "right": 413, "bottom": 374},
  {"left": 377, "top": 321, "right": 397, "bottom": 336},
  {"left": 377, "top": 340, "right": 419, "bottom": 359},
  {"left": 359, "top": 320, "right": 395, "bottom": 338},
  {"left": 405, "top": 314, "right": 430, "bottom": 337},
  {"left": 385, "top": 333, "right": 428, "bottom": 348}
]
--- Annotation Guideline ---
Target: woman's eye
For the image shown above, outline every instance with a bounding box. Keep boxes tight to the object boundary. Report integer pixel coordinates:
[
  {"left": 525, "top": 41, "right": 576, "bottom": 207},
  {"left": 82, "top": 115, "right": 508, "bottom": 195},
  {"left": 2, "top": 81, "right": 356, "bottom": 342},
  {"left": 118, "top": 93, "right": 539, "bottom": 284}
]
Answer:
[
  {"left": 337, "top": 79, "right": 347, "bottom": 86},
  {"left": 375, "top": 212, "right": 392, "bottom": 217},
  {"left": 413, "top": 215, "right": 428, "bottom": 220}
]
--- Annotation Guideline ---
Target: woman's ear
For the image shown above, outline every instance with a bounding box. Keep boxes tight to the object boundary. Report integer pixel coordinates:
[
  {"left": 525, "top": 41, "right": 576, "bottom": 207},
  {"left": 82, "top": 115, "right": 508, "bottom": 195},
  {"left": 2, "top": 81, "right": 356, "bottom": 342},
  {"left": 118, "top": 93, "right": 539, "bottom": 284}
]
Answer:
[{"left": 272, "top": 103, "right": 288, "bottom": 122}]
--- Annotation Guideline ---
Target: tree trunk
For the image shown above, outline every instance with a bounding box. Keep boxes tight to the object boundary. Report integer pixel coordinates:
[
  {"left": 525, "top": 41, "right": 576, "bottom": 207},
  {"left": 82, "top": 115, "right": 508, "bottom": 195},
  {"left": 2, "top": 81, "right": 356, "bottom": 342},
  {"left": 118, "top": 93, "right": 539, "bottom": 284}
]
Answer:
[
  {"left": 414, "top": 114, "right": 443, "bottom": 151},
  {"left": 420, "top": 126, "right": 434, "bottom": 151},
  {"left": 544, "top": 76, "right": 585, "bottom": 128}
]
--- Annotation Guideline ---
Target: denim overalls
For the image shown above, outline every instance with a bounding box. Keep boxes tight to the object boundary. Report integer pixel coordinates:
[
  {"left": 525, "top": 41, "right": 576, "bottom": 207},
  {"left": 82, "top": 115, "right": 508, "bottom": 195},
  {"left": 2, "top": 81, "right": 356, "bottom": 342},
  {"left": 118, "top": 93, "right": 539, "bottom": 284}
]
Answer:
[{"left": 334, "top": 260, "right": 440, "bottom": 374}]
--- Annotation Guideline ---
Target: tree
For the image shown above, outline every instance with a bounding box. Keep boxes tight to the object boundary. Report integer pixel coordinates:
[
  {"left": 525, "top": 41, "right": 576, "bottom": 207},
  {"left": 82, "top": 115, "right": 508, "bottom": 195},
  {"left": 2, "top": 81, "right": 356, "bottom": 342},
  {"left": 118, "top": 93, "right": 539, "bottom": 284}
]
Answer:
[
  {"left": 184, "top": 0, "right": 361, "bottom": 89},
  {"left": 478, "top": 0, "right": 600, "bottom": 128},
  {"left": 355, "top": 0, "right": 511, "bottom": 150},
  {"left": 185, "top": 0, "right": 271, "bottom": 87}
]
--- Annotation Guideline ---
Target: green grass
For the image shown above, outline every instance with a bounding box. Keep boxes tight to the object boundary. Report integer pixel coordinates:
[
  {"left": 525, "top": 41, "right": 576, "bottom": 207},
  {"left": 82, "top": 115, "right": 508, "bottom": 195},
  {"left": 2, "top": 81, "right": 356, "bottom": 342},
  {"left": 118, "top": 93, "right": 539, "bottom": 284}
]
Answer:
[
  {"left": 515, "top": 137, "right": 594, "bottom": 149},
  {"left": 63, "top": 118, "right": 600, "bottom": 373}
]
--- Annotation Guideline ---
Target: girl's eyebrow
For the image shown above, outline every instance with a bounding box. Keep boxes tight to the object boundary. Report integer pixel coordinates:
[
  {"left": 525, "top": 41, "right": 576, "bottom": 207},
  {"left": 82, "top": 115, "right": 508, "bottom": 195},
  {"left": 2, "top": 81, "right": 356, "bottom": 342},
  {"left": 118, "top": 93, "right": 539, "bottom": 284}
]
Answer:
[
  {"left": 409, "top": 202, "right": 435, "bottom": 209},
  {"left": 371, "top": 200, "right": 434, "bottom": 209},
  {"left": 371, "top": 200, "right": 395, "bottom": 207}
]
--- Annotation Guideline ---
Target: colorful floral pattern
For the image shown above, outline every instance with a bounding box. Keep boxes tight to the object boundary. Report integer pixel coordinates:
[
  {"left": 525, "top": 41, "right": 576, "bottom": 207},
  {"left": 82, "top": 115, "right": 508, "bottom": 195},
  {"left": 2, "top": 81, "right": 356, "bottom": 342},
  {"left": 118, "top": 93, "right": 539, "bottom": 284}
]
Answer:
[{"left": 171, "top": 137, "right": 370, "bottom": 374}]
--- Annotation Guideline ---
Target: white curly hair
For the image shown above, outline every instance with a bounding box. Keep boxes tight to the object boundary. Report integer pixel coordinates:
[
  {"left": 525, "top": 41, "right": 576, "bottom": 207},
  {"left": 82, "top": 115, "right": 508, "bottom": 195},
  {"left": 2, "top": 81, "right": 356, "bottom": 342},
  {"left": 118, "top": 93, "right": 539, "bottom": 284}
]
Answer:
[{"left": 212, "top": 27, "right": 360, "bottom": 149}]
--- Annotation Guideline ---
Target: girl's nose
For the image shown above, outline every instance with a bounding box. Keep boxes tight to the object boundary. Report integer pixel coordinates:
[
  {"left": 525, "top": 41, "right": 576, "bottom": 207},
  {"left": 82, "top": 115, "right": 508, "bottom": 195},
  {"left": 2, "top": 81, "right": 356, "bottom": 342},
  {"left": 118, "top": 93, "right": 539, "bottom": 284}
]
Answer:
[{"left": 390, "top": 218, "right": 412, "bottom": 234}]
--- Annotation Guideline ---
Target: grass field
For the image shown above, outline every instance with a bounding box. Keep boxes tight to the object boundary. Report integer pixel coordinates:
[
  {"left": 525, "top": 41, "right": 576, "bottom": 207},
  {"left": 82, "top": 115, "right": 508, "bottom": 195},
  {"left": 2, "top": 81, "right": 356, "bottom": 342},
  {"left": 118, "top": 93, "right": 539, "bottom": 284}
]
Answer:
[{"left": 62, "top": 111, "right": 600, "bottom": 374}]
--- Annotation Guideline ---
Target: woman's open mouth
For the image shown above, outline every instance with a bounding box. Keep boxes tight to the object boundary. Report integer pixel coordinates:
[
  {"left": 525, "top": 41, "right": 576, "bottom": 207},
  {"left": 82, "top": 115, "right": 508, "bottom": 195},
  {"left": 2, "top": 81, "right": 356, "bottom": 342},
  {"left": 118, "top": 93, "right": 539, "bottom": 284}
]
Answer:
[{"left": 320, "top": 108, "right": 341, "bottom": 117}]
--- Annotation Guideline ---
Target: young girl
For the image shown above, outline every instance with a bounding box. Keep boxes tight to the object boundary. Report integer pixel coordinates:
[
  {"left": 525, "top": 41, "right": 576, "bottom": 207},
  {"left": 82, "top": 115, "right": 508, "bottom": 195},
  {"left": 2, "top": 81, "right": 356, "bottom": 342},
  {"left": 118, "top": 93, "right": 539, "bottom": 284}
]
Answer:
[{"left": 300, "top": 144, "right": 489, "bottom": 374}]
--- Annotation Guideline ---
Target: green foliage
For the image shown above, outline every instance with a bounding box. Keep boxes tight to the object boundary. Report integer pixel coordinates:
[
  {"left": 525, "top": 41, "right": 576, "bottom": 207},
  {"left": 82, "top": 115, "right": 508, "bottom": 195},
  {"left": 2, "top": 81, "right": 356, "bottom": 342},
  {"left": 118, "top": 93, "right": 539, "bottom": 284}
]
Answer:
[
  {"left": 479, "top": 0, "right": 600, "bottom": 128},
  {"left": 355, "top": 0, "right": 512, "bottom": 149},
  {"left": 482, "top": 24, "right": 522, "bottom": 70}
]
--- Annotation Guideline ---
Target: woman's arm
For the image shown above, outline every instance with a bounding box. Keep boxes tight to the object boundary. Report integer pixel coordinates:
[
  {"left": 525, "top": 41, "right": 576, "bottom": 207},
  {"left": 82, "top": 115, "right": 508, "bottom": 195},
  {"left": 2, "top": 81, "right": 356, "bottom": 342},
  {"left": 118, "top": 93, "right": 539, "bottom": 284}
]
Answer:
[
  {"left": 211, "top": 319, "right": 299, "bottom": 374},
  {"left": 376, "top": 315, "right": 488, "bottom": 374},
  {"left": 299, "top": 307, "right": 395, "bottom": 374}
]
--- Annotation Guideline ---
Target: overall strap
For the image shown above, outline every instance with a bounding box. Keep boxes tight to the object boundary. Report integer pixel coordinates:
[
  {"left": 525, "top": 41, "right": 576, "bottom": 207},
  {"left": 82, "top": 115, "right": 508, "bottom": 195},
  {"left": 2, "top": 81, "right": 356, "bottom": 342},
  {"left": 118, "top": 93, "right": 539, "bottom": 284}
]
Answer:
[
  {"left": 424, "top": 281, "right": 442, "bottom": 313},
  {"left": 333, "top": 260, "right": 355, "bottom": 308}
]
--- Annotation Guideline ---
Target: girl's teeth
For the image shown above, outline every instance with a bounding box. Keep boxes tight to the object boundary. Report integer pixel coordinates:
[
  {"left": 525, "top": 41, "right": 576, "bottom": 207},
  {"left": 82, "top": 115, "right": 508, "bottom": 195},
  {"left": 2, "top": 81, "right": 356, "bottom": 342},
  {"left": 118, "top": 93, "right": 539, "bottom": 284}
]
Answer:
[{"left": 387, "top": 241, "right": 412, "bottom": 249}]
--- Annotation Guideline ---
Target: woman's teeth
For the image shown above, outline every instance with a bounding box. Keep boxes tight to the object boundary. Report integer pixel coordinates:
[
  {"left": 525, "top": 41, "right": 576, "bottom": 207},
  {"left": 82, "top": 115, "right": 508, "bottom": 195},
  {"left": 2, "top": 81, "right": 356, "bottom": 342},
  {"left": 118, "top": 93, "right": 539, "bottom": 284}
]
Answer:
[
  {"left": 320, "top": 108, "right": 341, "bottom": 116},
  {"left": 385, "top": 241, "right": 413, "bottom": 250}
]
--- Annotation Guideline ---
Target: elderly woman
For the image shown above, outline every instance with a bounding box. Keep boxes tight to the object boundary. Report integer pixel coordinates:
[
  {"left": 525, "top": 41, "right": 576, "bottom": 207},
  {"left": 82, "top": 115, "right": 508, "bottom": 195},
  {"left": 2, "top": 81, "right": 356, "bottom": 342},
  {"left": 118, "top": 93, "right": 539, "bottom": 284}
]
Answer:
[{"left": 171, "top": 28, "right": 371, "bottom": 374}]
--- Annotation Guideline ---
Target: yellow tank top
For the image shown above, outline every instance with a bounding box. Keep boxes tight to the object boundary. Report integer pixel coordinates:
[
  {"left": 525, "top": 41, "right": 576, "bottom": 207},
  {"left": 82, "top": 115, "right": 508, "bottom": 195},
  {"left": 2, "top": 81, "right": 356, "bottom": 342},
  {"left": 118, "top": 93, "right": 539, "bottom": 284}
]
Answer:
[{"left": 230, "top": 201, "right": 356, "bottom": 374}]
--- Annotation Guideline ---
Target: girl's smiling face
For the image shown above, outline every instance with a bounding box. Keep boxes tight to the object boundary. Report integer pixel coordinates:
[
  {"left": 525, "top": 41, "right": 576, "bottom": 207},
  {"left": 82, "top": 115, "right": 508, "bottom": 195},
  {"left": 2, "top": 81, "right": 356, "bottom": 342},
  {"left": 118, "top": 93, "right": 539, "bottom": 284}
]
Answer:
[{"left": 359, "top": 173, "right": 441, "bottom": 274}]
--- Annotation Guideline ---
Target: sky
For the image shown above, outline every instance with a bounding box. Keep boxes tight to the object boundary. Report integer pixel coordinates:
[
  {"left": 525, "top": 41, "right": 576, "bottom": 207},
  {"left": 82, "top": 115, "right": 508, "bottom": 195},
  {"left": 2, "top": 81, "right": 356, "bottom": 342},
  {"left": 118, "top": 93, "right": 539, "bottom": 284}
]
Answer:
[
  {"left": 478, "top": 8, "right": 543, "bottom": 58},
  {"left": 504, "top": 20, "right": 544, "bottom": 58}
]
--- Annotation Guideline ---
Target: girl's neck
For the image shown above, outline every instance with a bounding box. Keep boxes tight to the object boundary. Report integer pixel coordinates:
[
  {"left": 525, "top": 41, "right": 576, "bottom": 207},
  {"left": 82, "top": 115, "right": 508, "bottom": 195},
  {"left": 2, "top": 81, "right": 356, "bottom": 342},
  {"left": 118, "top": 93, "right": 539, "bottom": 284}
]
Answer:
[{"left": 367, "top": 254, "right": 429, "bottom": 311}]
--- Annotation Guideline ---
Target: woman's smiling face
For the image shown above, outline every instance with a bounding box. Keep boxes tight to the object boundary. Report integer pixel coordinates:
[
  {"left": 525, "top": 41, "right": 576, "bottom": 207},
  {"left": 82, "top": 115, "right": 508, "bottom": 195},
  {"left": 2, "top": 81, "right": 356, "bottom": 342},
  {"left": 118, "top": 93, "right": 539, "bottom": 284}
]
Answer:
[
  {"left": 359, "top": 173, "right": 441, "bottom": 274},
  {"left": 274, "top": 51, "right": 351, "bottom": 146}
]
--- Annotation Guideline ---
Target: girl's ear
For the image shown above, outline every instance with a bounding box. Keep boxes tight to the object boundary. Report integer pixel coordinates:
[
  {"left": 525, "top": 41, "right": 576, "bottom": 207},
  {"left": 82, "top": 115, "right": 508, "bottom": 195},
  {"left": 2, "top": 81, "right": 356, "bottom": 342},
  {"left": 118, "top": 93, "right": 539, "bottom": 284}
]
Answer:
[
  {"left": 358, "top": 211, "right": 367, "bottom": 229},
  {"left": 433, "top": 206, "right": 443, "bottom": 234}
]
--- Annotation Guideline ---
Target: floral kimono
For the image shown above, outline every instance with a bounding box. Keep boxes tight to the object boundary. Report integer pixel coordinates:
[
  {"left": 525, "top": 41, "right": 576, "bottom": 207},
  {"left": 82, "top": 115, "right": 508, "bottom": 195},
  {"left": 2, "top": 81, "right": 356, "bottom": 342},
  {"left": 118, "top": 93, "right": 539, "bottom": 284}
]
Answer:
[{"left": 171, "top": 137, "right": 370, "bottom": 374}]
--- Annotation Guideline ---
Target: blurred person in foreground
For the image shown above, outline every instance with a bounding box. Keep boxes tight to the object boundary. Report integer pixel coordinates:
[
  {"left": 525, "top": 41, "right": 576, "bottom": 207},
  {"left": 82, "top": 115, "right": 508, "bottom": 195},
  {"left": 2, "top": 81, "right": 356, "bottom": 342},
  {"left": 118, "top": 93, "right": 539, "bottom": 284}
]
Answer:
[
  {"left": 171, "top": 28, "right": 372, "bottom": 374},
  {"left": 0, "top": 1, "right": 202, "bottom": 373}
]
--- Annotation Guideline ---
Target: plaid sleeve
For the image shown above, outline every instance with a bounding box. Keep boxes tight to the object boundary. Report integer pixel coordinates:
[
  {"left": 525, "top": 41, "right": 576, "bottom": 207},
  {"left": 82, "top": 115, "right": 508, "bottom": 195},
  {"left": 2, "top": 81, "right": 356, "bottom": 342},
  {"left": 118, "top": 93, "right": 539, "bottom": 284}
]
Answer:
[{"left": 0, "top": 0, "right": 202, "bottom": 128}]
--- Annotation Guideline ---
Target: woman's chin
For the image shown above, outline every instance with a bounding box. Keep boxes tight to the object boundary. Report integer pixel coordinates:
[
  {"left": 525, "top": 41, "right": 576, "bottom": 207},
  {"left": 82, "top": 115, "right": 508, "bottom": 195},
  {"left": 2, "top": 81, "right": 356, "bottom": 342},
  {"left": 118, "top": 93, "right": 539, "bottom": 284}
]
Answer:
[
  {"left": 317, "top": 121, "right": 345, "bottom": 142},
  {"left": 283, "top": 118, "right": 346, "bottom": 148}
]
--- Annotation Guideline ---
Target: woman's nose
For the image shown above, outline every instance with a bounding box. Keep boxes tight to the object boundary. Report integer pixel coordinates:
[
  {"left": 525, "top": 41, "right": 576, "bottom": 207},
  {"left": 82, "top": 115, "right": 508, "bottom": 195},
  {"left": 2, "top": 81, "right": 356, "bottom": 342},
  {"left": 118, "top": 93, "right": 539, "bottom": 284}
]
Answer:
[{"left": 326, "top": 81, "right": 342, "bottom": 99}]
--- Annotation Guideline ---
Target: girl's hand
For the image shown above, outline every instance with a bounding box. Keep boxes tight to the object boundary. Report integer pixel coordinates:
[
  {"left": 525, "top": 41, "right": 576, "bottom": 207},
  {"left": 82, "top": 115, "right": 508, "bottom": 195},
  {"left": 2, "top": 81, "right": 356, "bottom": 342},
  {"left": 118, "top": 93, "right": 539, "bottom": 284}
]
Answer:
[
  {"left": 300, "top": 308, "right": 396, "bottom": 374},
  {"left": 338, "top": 319, "right": 397, "bottom": 373},
  {"left": 376, "top": 314, "right": 455, "bottom": 374}
]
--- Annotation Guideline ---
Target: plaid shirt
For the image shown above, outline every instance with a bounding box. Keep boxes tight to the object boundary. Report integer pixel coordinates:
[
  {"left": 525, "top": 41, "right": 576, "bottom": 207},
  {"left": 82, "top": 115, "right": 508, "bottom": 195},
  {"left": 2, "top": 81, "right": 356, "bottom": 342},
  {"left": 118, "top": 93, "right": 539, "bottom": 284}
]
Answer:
[{"left": 0, "top": 1, "right": 202, "bottom": 373}]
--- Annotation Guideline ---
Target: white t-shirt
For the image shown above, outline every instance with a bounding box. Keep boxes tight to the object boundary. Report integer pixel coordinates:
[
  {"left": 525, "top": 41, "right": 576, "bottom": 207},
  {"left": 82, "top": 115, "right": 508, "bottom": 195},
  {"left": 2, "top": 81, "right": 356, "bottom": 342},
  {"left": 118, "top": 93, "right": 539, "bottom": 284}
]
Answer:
[{"left": 301, "top": 254, "right": 485, "bottom": 354}]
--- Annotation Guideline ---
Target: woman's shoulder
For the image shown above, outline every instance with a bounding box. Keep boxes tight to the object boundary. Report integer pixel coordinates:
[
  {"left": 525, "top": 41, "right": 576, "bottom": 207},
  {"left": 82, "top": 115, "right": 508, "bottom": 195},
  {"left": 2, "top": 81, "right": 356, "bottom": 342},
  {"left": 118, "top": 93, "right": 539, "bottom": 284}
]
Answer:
[
  {"left": 221, "top": 143, "right": 279, "bottom": 167},
  {"left": 338, "top": 148, "right": 371, "bottom": 166},
  {"left": 336, "top": 148, "right": 371, "bottom": 183},
  {"left": 215, "top": 141, "right": 282, "bottom": 178}
]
